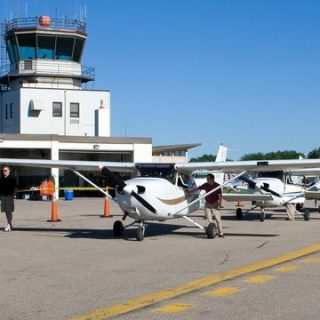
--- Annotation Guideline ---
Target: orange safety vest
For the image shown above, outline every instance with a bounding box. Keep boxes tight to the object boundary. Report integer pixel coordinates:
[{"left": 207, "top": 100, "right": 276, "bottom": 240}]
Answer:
[{"left": 40, "top": 181, "right": 55, "bottom": 196}]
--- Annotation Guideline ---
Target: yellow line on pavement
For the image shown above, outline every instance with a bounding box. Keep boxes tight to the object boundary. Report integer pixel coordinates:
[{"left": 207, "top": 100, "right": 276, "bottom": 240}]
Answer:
[
  {"left": 153, "top": 303, "right": 194, "bottom": 314},
  {"left": 244, "top": 274, "right": 275, "bottom": 283},
  {"left": 205, "top": 287, "right": 241, "bottom": 297},
  {"left": 69, "top": 244, "right": 320, "bottom": 320}
]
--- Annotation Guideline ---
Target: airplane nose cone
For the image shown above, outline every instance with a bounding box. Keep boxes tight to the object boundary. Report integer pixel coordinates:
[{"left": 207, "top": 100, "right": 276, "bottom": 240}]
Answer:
[{"left": 123, "top": 184, "right": 138, "bottom": 194}]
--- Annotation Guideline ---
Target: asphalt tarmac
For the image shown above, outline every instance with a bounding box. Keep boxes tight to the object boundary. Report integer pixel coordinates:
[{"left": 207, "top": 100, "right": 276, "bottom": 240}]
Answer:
[{"left": 1, "top": 198, "right": 320, "bottom": 320}]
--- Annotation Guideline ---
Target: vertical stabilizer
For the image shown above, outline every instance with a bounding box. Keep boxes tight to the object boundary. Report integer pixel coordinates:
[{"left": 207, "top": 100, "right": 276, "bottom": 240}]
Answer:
[
  {"left": 214, "top": 144, "right": 227, "bottom": 185},
  {"left": 215, "top": 144, "right": 227, "bottom": 162}
]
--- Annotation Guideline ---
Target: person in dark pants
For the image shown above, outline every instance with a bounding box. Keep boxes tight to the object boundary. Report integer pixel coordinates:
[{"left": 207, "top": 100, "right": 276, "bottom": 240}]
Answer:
[
  {"left": 198, "top": 173, "right": 224, "bottom": 237},
  {"left": 0, "top": 166, "right": 17, "bottom": 232}
]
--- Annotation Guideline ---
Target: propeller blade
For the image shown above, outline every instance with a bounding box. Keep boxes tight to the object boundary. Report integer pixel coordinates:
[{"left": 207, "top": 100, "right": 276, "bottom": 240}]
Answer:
[
  {"left": 240, "top": 176, "right": 282, "bottom": 198},
  {"left": 131, "top": 191, "right": 157, "bottom": 214},
  {"left": 101, "top": 167, "right": 126, "bottom": 189},
  {"left": 260, "top": 183, "right": 282, "bottom": 198}
]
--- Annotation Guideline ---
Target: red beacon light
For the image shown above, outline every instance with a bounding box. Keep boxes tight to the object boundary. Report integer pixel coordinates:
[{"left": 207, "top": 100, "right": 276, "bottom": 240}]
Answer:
[{"left": 39, "top": 16, "right": 51, "bottom": 27}]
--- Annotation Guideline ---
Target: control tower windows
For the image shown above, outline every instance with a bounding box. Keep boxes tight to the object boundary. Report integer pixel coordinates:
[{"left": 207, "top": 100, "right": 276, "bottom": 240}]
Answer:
[
  {"left": 5, "top": 33, "right": 85, "bottom": 63},
  {"left": 37, "top": 35, "right": 55, "bottom": 59},
  {"left": 17, "top": 34, "right": 36, "bottom": 60},
  {"left": 6, "top": 38, "right": 19, "bottom": 63},
  {"left": 70, "top": 103, "right": 80, "bottom": 118},
  {"left": 56, "top": 37, "right": 74, "bottom": 61},
  {"left": 73, "top": 38, "right": 84, "bottom": 62}
]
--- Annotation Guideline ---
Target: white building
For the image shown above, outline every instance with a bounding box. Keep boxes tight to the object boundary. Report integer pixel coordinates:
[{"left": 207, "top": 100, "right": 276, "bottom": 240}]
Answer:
[{"left": 0, "top": 16, "right": 152, "bottom": 195}]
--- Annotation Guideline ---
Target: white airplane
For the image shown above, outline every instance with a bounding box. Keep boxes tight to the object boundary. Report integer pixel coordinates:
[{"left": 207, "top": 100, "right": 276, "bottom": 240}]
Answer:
[
  {"left": 2, "top": 157, "right": 320, "bottom": 240},
  {"left": 224, "top": 169, "right": 320, "bottom": 222}
]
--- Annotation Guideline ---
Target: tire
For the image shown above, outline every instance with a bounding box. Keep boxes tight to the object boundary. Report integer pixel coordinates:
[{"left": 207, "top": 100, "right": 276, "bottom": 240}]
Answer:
[
  {"left": 260, "top": 211, "right": 265, "bottom": 222},
  {"left": 304, "top": 209, "right": 310, "bottom": 221},
  {"left": 206, "top": 223, "right": 217, "bottom": 239},
  {"left": 136, "top": 225, "right": 145, "bottom": 241},
  {"left": 113, "top": 220, "right": 124, "bottom": 237},
  {"left": 236, "top": 208, "right": 243, "bottom": 220}
]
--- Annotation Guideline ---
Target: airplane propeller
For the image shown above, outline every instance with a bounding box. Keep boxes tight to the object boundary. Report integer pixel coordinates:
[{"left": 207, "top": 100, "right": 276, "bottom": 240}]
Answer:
[
  {"left": 259, "top": 182, "right": 282, "bottom": 198},
  {"left": 102, "top": 167, "right": 157, "bottom": 214},
  {"left": 239, "top": 176, "right": 281, "bottom": 198}
]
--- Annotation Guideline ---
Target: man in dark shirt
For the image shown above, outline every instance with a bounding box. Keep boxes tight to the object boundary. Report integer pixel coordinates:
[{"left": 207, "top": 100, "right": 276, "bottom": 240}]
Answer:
[
  {"left": 0, "top": 166, "right": 17, "bottom": 232},
  {"left": 198, "top": 173, "right": 224, "bottom": 237}
]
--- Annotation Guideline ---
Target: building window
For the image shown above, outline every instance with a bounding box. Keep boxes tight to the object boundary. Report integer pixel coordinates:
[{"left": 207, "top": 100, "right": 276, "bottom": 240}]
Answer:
[
  {"left": 70, "top": 103, "right": 80, "bottom": 118},
  {"left": 10, "top": 103, "right": 13, "bottom": 118},
  {"left": 5, "top": 104, "right": 8, "bottom": 120},
  {"left": 52, "top": 102, "right": 62, "bottom": 117}
]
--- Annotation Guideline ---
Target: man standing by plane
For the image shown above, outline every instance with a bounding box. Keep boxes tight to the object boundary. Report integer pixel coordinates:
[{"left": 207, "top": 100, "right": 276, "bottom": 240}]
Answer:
[
  {"left": 198, "top": 173, "right": 224, "bottom": 237},
  {"left": 0, "top": 166, "right": 17, "bottom": 232}
]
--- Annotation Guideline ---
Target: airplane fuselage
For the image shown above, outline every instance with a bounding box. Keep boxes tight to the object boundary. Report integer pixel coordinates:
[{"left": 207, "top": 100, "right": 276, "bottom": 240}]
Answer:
[
  {"left": 249, "top": 177, "right": 305, "bottom": 208},
  {"left": 115, "top": 177, "right": 201, "bottom": 220}
]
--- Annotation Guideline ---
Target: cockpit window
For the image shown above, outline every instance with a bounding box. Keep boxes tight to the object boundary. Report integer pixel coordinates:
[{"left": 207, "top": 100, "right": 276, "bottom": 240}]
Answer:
[
  {"left": 136, "top": 164, "right": 175, "bottom": 182},
  {"left": 177, "top": 174, "right": 196, "bottom": 188},
  {"left": 192, "top": 171, "right": 209, "bottom": 179}
]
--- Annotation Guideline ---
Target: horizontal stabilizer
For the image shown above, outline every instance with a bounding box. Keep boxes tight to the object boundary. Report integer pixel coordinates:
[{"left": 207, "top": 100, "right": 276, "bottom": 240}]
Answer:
[
  {"left": 304, "top": 191, "right": 320, "bottom": 200},
  {"left": 223, "top": 193, "right": 273, "bottom": 202}
]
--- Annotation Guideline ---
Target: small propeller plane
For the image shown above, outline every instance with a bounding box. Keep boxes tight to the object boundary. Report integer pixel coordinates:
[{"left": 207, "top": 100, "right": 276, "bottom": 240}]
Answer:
[
  {"left": 224, "top": 174, "right": 306, "bottom": 222},
  {"left": 2, "top": 157, "right": 320, "bottom": 240},
  {"left": 223, "top": 168, "right": 320, "bottom": 222}
]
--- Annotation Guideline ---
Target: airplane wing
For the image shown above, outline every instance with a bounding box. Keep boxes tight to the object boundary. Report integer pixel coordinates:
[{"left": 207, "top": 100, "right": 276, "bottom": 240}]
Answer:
[
  {"left": 287, "top": 168, "right": 320, "bottom": 176},
  {"left": 3, "top": 158, "right": 320, "bottom": 175},
  {"left": 222, "top": 193, "right": 273, "bottom": 202},
  {"left": 0, "top": 158, "right": 136, "bottom": 172},
  {"left": 176, "top": 159, "right": 320, "bottom": 174}
]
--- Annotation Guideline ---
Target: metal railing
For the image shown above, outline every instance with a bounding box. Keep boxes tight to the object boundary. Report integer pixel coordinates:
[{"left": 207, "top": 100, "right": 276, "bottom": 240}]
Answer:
[
  {"left": 3, "top": 16, "right": 86, "bottom": 33},
  {"left": 0, "top": 61, "right": 95, "bottom": 81}
]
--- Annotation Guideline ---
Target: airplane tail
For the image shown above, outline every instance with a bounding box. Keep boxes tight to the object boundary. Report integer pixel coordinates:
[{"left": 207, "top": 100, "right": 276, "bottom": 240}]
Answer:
[
  {"left": 214, "top": 144, "right": 227, "bottom": 185},
  {"left": 215, "top": 144, "right": 227, "bottom": 162}
]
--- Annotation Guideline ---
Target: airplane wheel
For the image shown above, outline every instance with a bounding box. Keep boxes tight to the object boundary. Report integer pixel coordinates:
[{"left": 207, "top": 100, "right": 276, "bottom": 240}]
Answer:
[
  {"left": 260, "top": 212, "right": 265, "bottom": 222},
  {"left": 113, "top": 220, "right": 124, "bottom": 237},
  {"left": 236, "top": 208, "right": 243, "bottom": 220},
  {"left": 304, "top": 209, "right": 310, "bottom": 221},
  {"left": 136, "top": 225, "right": 145, "bottom": 241},
  {"left": 206, "top": 223, "right": 217, "bottom": 239}
]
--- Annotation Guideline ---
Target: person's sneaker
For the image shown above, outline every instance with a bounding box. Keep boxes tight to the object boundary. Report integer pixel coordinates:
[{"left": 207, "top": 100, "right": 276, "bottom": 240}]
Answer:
[
  {"left": 4, "top": 224, "right": 11, "bottom": 232},
  {"left": 218, "top": 234, "right": 224, "bottom": 238}
]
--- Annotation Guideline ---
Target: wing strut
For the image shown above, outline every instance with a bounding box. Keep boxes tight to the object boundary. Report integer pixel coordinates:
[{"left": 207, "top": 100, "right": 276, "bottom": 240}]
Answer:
[
  {"left": 282, "top": 183, "right": 318, "bottom": 206},
  {"left": 173, "top": 171, "right": 247, "bottom": 217},
  {"left": 183, "top": 216, "right": 205, "bottom": 230},
  {"left": 72, "top": 170, "right": 113, "bottom": 199}
]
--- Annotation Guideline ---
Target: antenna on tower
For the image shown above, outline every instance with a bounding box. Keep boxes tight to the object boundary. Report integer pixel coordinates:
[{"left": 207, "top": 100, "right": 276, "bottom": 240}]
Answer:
[
  {"left": 84, "top": 5, "right": 87, "bottom": 21},
  {"left": 25, "top": 1, "right": 28, "bottom": 17}
]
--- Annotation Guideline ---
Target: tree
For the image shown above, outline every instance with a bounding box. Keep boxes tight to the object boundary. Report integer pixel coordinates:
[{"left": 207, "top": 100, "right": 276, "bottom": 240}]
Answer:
[
  {"left": 240, "top": 150, "right": 304, "bottom": 161},
  {"left": 190, "top": 154, "right": 216, "bottom": 162},
  {"left": 307, "top": 148, "right": 320, "bottom": 159}
]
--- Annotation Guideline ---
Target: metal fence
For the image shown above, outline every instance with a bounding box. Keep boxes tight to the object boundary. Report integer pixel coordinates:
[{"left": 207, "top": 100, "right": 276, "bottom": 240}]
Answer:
[{"left": 3, "top": 16, "right": 87, "bottom": 33}]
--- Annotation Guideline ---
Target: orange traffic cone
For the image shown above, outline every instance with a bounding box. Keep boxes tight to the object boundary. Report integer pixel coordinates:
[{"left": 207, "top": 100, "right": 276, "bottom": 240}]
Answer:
[
  {"left": 236, "top": 200, "right": 243, "bottom": 207},
  {"left": 47, "top": 198, "right": 61, "bottom": 222},
  {"left": 101, "top": 188, "right": 111, "bottom": 218}
]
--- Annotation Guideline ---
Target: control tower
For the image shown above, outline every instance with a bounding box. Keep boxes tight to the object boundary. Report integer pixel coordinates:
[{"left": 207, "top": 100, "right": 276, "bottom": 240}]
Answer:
[{"left": 0, "top": 16, "right": 110, "bottom": 136}]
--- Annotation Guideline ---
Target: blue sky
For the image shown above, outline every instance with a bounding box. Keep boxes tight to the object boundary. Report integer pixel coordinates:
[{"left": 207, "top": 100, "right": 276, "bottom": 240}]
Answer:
[{"left": 1, "top": 0, "right": 320, "bottom": 160}]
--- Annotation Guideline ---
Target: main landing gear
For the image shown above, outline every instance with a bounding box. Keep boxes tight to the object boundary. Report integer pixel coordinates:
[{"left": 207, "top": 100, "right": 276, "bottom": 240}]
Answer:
[
  {"left": 113, "top": 215, "right": 218, "bottom": 241},
  {"left": 206, "top": 222, "right": 217, "bottom": 239},
  {"left": 112, "top": 219, "right": 146, "bottom": 241},
  {"left": 235, "top": 207, "right": 266, "bottom": 221}
]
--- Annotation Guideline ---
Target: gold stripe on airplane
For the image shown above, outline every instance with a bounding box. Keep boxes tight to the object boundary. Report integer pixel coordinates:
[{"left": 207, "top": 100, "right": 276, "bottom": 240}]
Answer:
[{"left": 157, "top": 196, "right": 187, "bottom": 205}]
